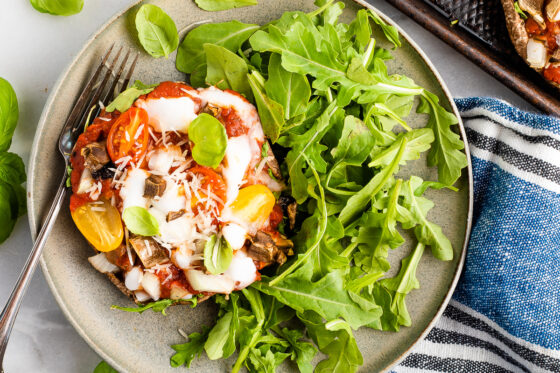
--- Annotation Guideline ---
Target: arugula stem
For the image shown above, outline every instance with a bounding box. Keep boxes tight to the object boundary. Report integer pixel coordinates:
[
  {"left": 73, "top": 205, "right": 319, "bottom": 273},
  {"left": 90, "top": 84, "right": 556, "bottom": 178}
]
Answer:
[
  {"left": 232, "top": 289, "right": 265, "bottom": 373},
  {"left": 307, "top": 0, "right": 335, "bottom": 17},
  {"left": 362, "top": 38, "right": 375, "bottom": 68},
  {"left": 270, "top": 162, "right": 327, "bottom": 286},
  {"left": 376, "top": 83, "right": 423, "bottom": 96},
  {"left": 340, "top": 241, "right": 358, "bottom": 257}
]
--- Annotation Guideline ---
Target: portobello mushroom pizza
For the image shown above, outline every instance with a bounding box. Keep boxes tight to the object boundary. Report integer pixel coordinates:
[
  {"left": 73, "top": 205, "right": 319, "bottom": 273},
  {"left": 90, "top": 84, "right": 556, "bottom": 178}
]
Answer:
[
  {"left": 69, "top": 81, "right": 293, "bottom": 305},
  {"left": 502, "top": 0, "right": 560, "bottom": 85}
]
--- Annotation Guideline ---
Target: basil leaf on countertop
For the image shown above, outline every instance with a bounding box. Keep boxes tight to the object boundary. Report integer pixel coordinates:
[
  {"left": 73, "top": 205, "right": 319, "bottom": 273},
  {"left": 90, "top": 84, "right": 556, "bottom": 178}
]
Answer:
[
  {"left": 204, "top": 43, "right": 253, "bottom": 100},
  {"left": 106, "top": 80, "right": 157, "bottom": 113},
  {"left": 122, "top": 206, "right": 159, "bottom": 236},
  {"left": 29, "top": 0, "right": 83, "bottom": 16},
  {"left": 203, "top": 234, "right": 233, "bottom": 275},
  {"left": 0, "top": 78, "right": 19, "bottom": 153},
  {"left": 135, "top": 4, "right": 179, "bottom": 58},
  {"left": 188, "top": 113, "right": 228, "bottom": 168},
  {"left": 194, "top": 0, "right": 257, "bottom": 12}
]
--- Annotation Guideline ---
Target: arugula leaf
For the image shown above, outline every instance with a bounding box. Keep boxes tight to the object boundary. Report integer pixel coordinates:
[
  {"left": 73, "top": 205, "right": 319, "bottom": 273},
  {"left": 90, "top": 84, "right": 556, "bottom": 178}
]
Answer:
[
  {"left": 92, "top": 361, "right": 117, "bottom": 373},
  {"left": 272, "top": 326, "right": 317, "bottom": 373},
  {"left": 194, "top": 0, "right": 257, "bottom": 11},
  {"left": 106, "top": 80, "right": 156, "bottom": 113},
  {"left": 170, "top": 326, "right": 210, "bottom": 368},
  {"left": 111, "top": 298, "right": 196, "bottom": 316},
  {"left": 29, "top": 0, "right": 83, "bottom": 16},
  {"left": 247, "top": 71, "right": 285, "bottom": 143},
  {"left": 204, "top": 44, "right": 252, "bottom": 100},
  {"left": 255, "top": 261, "right": 381, "bottom": 329},
  {"left": 232, "top": 288, "right": 266, "bottom": 372},
  {"left": 176, "top": 21, "right": 259, "bottom": 78},
  {"left": 188, "top": 113, "right": 228, "bottom": 168},
  {"left": 368, "top": 128, "right": 434, "bottom": 168},
  {"left": 418, "top": 90, "right": 468, "bottom": 186},
  {"left": 399, "top": 176, "right": 454, "bottom": 260},
  {"left": 347, "top": 9, "right": 371, "bottom": 52},
  {"left": 0, "top": 78, "right": 19, "bottom": 153},
  {"left": 338, "top": 136, "right": 407, "bottom": 226},
  {"left": 247, "top": 345, "right": 290, "bottom": 373},
  {"left": 135, "top": 4, "right": 179, "bottom": 58},
  {"left": 330, "top": 115, "right": 375, "bottom": 165},
  {"left": 203, "top": 234, "right": 233, "bottom": 275},
  {"left": 122, "top": 206, "right": 159, "bottom": 236},
  {"left": 265, "top": 54, "right": 311, "bottom": 120},
  {"left": 368, "top": 10, "right": 401, "bottom": 48}
]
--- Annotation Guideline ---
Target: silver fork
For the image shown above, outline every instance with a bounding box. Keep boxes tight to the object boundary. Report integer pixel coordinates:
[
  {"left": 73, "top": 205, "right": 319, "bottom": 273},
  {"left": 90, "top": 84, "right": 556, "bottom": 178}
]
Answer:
[{"left": 0, "top": 45, "right": 139, "bottom": 372}]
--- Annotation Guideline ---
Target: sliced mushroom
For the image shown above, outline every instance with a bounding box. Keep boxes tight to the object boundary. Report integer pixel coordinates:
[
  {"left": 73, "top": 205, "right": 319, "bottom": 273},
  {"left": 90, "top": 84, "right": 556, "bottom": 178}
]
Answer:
[
  {"left": 247, "top": 231, "right": 294, "bottom": 265},
  {"left": 166, "top": 209, "right": 186, "bottom": 222},
  {"left": 527, "top": 38, "right": 548, "bottom": 68},
  {"left": 551, "top": 48, "right": 560, "bottom": 61},
  {"left": 546, "top": 0, "right": 560, "bottom": 21},
  {"left": 81, "top": 141, "right": 110, "bottom": 172},
  {"left": 519, "top": 0, "right": 546, "bottom": 28},
  {"left": 278, "top": 195, "right": 297, "bottom": 230},
  {"left": 144, "top": 174, "right": 166, "bottom": 198},
  {"left": 129, "top": 236, "right": 169, "bottom": 268},
  {"left": 105, "top": 244, "right": 136, "bottom": 271}
]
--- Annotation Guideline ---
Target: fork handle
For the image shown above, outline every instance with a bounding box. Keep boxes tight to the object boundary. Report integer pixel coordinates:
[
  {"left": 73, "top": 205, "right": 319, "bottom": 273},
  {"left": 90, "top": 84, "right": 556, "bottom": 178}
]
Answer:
[{"left": 0, "top": 173, "right": 67, "bottom": 363}]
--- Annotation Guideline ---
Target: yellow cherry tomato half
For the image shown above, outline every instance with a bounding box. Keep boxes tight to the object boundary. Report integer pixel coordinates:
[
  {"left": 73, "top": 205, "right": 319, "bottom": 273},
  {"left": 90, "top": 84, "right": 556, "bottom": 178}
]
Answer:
[
  {"left": 71, "top": 199, "right": 123, "bottom": 252},
  {"left": 230, "top": 184, "right": 275, "bottom": 226}
]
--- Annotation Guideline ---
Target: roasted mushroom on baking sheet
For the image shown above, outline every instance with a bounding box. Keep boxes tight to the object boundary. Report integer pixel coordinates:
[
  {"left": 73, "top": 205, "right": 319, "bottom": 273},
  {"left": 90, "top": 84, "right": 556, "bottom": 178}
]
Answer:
[{"left": 501, "top": 0, "right": 560, "bottom": 86}]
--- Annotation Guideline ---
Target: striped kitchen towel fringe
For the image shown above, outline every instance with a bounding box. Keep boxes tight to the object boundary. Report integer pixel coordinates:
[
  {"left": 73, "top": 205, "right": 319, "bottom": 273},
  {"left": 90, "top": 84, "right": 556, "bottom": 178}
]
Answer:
[{"left": 393, "top": 97, "right": 560, "bottom": 373}]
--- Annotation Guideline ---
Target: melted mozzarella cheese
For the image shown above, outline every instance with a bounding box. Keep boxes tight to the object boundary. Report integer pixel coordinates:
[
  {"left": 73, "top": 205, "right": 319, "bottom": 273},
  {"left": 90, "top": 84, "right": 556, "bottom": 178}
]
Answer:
[
  {"left": 136, "top": 96, "right": 198, "bottom": 133},
  {"left": 120, "top": 168, "right": 149, "bottom": 210},
  {"left": 149, "top": 180, "right": 192, "bottom": 244},
  {"left": 198, "top": 87, "right": 261, "bottom": 135},
  {"left": 148, "top": 145, "right": 182, "bottom": 174},
  {"left": 224, "top": 250, "right": 257, "bottom": 289},
  {"left": 222, "top": 223, "right": 247, "bottom": 251},
  {"left": 222, "top": 135, "right": 252, "bottom": 204}
]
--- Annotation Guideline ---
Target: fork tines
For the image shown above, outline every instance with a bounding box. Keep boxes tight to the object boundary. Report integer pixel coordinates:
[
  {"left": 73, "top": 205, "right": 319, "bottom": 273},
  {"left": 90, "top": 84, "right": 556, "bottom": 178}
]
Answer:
[{"left": 66, "top": 45, "right": 139, "bottom": 137}]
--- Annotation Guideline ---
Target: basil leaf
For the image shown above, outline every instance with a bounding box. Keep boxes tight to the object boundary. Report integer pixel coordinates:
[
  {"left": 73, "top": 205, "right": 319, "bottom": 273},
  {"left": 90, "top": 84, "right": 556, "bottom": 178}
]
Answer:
[
  {"left": 0, "top": 152, "right": 26, "bottom": 185},
  {"left": 194, "top": 0, "right": 257, "bottom": 12},
  {"left": 0, "top": 78, "right": 19, "bottom": 153},
  {"left": 92, "top": 361, "right": 118, "bottom": 373},
  {"left": 204, "top": 44, "right": 252, "bottom": 100},
  {"left": 0, "top": 183, "right": 17, "bottom": 244},
  {"left": 203, "top": 234, "right": 233, "bottom": 275},
  {"left": 188, "top": 113, "right": 227, "bottom": 168},
  {"left": 29, "top": 0, "right": 83, "bottom": 16},
  {"left": 122, "top": 206, "right": 159, "bottom": 236},
  {"left": 106, "top": 80, "right": 157, "bottom": 113},
  {"left": 247, "top": 72, "right": 284, "bottom": 143},
  {"left": 170, "top": 326, "right": 210, "bottom": 367},
  {"left": 176, "top": 20, "right": 259, "bottom": 77},
  {"left": 135, "top": 4, "right": 179, "bottom": 58}
]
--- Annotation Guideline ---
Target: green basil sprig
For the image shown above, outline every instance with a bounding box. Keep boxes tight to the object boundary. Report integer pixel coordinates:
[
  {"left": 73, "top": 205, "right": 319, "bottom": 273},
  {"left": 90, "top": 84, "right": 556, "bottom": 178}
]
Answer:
[
  {"left": 135, "top": 4, "right": 179, "bottom": 58},
  {"left": 122, "top": 206, "right": 159, "bottom": 236},
  {"left": 0, "top": 78, "right": 26, "bottom": 244},
  {"left": 29, "top": 0, "right": 83, "bottom": 16},
  {"left": 203, "top": 234, "right": 233, "bottom": 275},
  {"left": 188, "top": 113, "right": 227, "bottom": 168}
]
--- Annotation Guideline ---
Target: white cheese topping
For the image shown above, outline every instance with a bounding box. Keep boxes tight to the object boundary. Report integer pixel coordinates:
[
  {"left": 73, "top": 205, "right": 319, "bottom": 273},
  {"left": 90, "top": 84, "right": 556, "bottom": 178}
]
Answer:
[
  {"left": 148, "top": 145, "right": 183, "bottom": 174},
  {"left": 224, "top": 250, "right": 257, "bottom": 290},
  {"left": 222, "top": 223, "right": 247, "bottom": 251},
  {"left": 222, "top": 135, "right": 252, "bottom": 204},
  {"left": 120, "top": 168, "right": 149, "bottom": 211},
  {"left": 136, "top": 96, "right": 199, "bottom": 133}
]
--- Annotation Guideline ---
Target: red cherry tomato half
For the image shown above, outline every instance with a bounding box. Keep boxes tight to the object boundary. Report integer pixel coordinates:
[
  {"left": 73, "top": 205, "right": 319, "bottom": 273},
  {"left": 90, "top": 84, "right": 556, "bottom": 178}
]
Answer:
[{"left": 107, "top": 107, "right": 150, "bottom": 163}]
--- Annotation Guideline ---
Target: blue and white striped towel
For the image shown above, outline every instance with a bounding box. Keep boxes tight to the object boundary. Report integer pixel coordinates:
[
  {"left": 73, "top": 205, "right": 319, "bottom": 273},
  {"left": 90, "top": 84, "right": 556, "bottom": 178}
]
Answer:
[{"left": 394, "top": 98, "right": 560, "bottom": 373}]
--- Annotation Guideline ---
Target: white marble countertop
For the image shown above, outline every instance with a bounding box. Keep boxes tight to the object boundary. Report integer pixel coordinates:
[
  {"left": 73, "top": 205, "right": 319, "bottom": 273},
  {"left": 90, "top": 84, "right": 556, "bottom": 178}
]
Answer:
[{"left": 0, "top": 0, "right": 536, "bottom": 372}]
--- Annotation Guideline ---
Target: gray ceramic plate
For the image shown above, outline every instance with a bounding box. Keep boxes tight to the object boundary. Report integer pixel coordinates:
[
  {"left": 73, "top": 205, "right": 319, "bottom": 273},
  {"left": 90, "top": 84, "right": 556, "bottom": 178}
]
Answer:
[{"left": 28, "top": 0, "right": 473, "bottom": 372}]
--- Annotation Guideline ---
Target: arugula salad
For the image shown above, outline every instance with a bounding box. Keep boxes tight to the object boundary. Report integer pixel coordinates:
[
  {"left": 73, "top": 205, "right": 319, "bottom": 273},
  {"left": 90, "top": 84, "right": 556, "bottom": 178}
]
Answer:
[{"left": 82, "top": 1, "right": 468, "bottom": 372}]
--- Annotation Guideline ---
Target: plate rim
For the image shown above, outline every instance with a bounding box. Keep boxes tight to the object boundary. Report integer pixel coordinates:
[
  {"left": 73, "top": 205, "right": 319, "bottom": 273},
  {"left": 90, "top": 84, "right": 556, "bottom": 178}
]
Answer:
[{"left": 27, "top": 1, "right": 474, "bottom": 371}]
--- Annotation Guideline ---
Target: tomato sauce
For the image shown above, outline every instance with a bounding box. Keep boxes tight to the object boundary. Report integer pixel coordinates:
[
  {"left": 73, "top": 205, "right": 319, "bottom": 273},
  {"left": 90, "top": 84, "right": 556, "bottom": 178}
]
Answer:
[
  {"left": 139, "top": 81, "right": 202, "bottom": 105},
  {"left": 544, "top": 64, "right": 560, "bottom": 84},
  {"left": 526, "top": 19, "right": 560, "bottom": 52},
  {"left": 69, "top": 111, "right": 119, "bottom": 212},
  {"left": 154, "top": 264, "right": 198, "bottom": 298}
]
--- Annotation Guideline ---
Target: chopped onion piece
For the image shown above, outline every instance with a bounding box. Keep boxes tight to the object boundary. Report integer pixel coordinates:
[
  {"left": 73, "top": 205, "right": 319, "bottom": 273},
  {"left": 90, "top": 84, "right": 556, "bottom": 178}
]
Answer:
[
  {"left": 186, "top": 270, "right": 234, "bottom": 293},
  {"left": 141, "top": 272, "right": 161, "bottom": 300},
  {"left": 134, "top": 290, "right": 151, "bottom": 303},
  {"left": 527, "top": 39, "right": 547, "bottom": 68},
  {"left": 88, "top": 253, "right": 119, "bottom": 274},
  {"left": 124, "top": 267, "right": 144, "bottom": 291}
]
